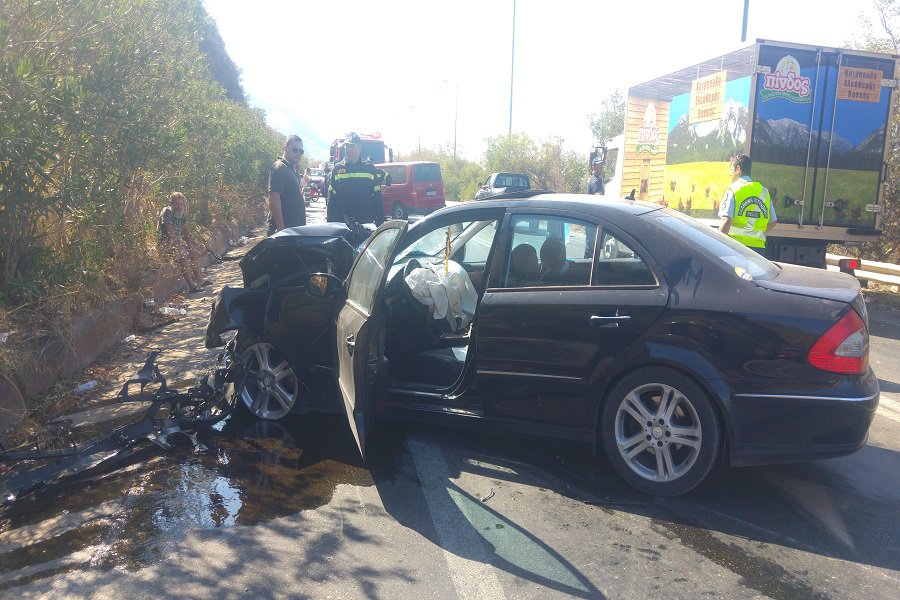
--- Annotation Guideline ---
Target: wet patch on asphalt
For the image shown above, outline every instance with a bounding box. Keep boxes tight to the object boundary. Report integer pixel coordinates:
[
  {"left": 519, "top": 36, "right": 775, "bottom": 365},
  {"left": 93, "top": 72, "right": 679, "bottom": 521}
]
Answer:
[{"left": 0, "top": 411, "right": 372, "bottom": 580}]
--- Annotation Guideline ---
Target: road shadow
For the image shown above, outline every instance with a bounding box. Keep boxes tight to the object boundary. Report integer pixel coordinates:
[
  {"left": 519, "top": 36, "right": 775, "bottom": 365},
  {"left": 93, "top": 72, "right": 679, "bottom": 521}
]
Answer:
[
  {"left": 369, "top": 425, "right": 605, "bottom": 598},
  {"left": 369, "top": 419, "right": 900, "bottom": 600}
]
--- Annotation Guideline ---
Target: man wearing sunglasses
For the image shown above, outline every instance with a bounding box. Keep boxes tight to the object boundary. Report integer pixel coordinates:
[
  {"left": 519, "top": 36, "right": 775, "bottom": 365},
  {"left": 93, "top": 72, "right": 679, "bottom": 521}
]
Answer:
[{"left": 268, "top": 135, "right": 306, "bottom": 234}]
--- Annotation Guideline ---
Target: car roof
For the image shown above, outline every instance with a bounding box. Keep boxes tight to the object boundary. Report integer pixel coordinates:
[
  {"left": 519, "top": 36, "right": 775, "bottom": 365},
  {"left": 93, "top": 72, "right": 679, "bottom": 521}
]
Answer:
[
  {"left": 446, "top": 192, "right": 664, "bottom": 218},
  {"left": 375, "top": 161, "right": 439, "bottom": 167}
]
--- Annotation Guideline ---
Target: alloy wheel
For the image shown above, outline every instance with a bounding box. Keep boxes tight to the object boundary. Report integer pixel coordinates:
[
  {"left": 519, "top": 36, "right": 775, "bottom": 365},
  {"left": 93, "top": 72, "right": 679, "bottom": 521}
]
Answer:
[{"left": 239, "top": 341, "right": 299, "bottom": 420}]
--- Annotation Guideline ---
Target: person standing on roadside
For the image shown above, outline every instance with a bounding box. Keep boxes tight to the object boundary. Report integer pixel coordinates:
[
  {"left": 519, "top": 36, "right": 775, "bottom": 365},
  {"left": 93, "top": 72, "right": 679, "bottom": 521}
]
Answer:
[
  {"left": 159, "top": 192, "right": 209, "bottom": 293},
  {"left": 326, "top": 132, "right": 385, "bottom": 226},
  {"left": 268, "top": 135, "right": 306, "bottom": 234},
  {"left": 718, "top": 154, "right": 777, "bottom": 255},
  {"left": 587, "top": 157, "right": 606, "bottom": 195}
]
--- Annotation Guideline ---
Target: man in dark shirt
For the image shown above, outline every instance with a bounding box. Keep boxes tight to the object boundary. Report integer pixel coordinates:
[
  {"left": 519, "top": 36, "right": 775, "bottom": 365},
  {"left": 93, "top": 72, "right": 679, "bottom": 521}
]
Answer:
[
  {"left": 268, "top": 135, "right": 305, "bottom": 234},
  {"left": 326, "top": 132, "right": 384, "bottom": 226},
  {"left": 587, "top": 157, "right": 605, "bottom": 195}
]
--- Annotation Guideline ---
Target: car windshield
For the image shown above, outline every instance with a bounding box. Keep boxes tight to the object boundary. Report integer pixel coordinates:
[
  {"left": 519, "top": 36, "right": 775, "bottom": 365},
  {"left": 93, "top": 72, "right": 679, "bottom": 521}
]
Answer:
[
  {"left": 391, "top": 220, "right": 497, "bottom": 267},
  {"left": 652, "top": 209, "right": 780, "bottom": 281},
  {"left": 309, "top": 168, "right": 324, "bottom": 177}
]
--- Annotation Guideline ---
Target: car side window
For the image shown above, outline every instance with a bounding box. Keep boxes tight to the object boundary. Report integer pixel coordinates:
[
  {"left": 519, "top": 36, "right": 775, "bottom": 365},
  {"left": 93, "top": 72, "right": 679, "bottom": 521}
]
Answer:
[
  {"left": 386, "top": 165, "right": 407, "bottom": 185},
  {"left": 502, "top": 215, "right": 597, "bottom": 288},
  {"left": 347, "top": 227, "right": 405, "bottom": 314},
  {"left": 593, "top": 231, "right": 656, "bottom": 287}
]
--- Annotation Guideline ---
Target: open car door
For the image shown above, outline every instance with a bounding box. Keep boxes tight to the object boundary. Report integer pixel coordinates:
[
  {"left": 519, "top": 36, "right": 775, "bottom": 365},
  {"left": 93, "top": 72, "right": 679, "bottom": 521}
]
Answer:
[{"left": 336, "top": 220, "right": 408, "bottom": 458}]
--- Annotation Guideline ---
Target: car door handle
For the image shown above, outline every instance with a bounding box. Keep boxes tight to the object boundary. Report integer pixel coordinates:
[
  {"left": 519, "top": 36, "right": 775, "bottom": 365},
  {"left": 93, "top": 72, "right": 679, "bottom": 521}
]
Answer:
[
  {"left": 345, "top": 333, "right": 356, "bottom": 356},
  {"left": 591, "top": 314, "right": 631, "bottom": 328}
]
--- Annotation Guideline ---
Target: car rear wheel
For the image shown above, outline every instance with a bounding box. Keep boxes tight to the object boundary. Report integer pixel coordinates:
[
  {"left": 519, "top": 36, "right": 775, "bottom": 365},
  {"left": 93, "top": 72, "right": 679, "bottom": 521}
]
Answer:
[
  {"left": 601, "top": 367, "right": 719, "bottom": 496},
  {"left": 233, "top": 332, "right": 299, "bottom": 420},
  {"left": 392, "top": 202, "right": 408, "bottom": 220}
]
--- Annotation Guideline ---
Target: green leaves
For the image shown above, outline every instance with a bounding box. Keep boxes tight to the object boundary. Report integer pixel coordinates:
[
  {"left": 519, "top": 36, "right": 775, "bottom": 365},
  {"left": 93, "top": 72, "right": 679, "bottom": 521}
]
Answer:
[{"left": 0, "top": 0, "right": 279, "bottom": 306}]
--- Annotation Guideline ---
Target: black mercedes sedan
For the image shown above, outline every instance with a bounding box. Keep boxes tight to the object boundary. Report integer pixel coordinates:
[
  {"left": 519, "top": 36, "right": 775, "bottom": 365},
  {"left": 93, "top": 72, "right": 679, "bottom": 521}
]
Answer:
[{"left": 206, "top": 194, "right": 879, "bottom": 496}]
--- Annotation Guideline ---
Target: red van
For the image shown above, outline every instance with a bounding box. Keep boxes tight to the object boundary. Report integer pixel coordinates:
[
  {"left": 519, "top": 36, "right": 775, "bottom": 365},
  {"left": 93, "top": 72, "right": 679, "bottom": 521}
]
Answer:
[{"left": 377, "top": 161, "right": 445, "bottom": 220}]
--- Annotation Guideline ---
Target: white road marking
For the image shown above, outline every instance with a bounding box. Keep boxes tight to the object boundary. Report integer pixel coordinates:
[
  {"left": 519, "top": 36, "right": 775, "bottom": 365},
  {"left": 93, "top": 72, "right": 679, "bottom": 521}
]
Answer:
[
  {"left": 407, "top": 436, "right": 507, "bottom": 600},
  {"left": 877, "top": 393, "right": 900, "bottom": 424}
]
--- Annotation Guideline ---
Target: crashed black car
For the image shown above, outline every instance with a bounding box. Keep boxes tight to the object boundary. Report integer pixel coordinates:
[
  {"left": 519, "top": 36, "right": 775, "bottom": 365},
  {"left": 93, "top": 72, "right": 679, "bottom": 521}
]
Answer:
[{"left": 206, "top": 195, "right": 879, "bottom": 496}]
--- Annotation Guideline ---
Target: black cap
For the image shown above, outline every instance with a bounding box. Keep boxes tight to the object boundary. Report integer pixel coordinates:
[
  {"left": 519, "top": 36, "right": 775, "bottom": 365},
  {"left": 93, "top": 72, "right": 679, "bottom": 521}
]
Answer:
[{"left": 343, "top": 132, "right": 361, "bottom": 146}]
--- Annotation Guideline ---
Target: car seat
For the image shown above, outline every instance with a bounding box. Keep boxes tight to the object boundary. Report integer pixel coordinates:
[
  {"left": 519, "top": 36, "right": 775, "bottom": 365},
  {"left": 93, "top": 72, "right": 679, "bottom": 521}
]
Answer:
[{"left": 509, "top": 243, "right": 540, "bottom": 286}]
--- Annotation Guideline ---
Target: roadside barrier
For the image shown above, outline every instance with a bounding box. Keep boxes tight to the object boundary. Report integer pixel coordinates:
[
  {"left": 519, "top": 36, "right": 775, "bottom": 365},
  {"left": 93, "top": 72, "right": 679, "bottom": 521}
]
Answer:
[{"left": 826, "top": 254, "right": 900, "bottom": 286}]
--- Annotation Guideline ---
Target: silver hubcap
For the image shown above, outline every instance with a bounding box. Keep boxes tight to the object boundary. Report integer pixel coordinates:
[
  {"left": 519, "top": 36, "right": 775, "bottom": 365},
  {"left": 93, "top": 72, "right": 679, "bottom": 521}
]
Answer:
[
  {"left": 614, "top": 382, "right": 702, "bottom": 482},
  {"left": 241, "top": 342, "right": 298, "bottom": 420}
]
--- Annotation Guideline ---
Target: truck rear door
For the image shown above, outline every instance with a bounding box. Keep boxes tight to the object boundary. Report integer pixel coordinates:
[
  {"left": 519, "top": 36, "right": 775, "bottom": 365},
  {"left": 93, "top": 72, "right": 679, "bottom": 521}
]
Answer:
[{"left": 752, "top": 43, "right": 896, "bottom": 232}]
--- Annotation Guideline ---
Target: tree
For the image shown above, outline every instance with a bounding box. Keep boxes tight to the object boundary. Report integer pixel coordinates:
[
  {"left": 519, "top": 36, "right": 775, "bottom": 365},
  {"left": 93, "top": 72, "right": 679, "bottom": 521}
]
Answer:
[
  {"left": 483, "top": 133, "right": 585, "bottom": 193},
  {"left": 588, "top": 90, "right": 626, "bottom": 183}
]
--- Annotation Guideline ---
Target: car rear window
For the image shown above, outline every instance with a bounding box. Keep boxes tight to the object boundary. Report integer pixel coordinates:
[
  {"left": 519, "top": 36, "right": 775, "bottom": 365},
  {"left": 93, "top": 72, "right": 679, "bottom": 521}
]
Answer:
[
  {"left": 413, "top": 163, "right": 441, "bottom": 183},
  {"left": 384, "top": 165, "right": 408, "bottom": 185},
  {"left": 651, "top": 209, "right": 780, "bottom": 281},
  {"left": 497, "top": 174, "right": 529, "bottom": 189}
]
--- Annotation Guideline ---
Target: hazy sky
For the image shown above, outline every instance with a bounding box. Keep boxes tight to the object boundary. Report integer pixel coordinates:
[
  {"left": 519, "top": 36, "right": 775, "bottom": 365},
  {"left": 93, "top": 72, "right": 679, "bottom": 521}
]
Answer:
[{"left": 203, "top": 0, "right": 879, "bottom": 162}]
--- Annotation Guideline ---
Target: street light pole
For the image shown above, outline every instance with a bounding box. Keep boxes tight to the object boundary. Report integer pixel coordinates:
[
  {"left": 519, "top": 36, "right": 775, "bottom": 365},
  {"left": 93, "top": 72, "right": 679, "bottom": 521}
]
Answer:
[
  {"left": 453, "top": 82, "right": 459, "bottom": 160},
  {"left": 741, "top": 0, "right": 750, "bottom": 43},
  {"left": 509, "top": 0, "right": 516, "bottom": 136}
]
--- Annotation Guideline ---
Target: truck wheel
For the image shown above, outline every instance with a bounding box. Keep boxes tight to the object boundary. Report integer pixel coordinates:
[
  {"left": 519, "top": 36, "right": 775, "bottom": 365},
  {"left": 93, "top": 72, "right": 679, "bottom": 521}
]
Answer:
[
  {"left": 233, "top": 331, "right": 299, "bottom": 420},
  {"left": 601, "top": 367, "right": 720, "bottom": 496},
  {"left": 392, "top": 202, "right": 408, "bottom": 220}
]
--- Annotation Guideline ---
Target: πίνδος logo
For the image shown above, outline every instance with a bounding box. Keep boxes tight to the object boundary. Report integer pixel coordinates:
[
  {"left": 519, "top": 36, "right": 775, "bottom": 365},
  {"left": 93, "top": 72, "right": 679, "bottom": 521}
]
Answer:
[{"left": 761, "top": 55, "right": 812, "bottom": 103}]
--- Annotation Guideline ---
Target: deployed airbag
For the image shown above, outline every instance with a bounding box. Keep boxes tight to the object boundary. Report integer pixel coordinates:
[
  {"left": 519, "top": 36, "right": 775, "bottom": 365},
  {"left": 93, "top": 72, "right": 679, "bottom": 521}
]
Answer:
[{"left": 404, "top": 260, "right": 477, "bottom": 332}]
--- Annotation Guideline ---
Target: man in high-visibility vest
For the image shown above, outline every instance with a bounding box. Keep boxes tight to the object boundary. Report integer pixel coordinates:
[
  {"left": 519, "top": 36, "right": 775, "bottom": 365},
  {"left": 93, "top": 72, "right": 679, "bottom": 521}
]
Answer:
[{"left": 718, "top": 154, "right": 777, "bottom": 255}]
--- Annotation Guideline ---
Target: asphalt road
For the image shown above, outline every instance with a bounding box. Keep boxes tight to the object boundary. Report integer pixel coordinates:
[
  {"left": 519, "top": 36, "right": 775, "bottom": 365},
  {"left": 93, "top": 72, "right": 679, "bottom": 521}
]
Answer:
[{"left": 1, "top": 200, "right": 898, "bottom": 599}]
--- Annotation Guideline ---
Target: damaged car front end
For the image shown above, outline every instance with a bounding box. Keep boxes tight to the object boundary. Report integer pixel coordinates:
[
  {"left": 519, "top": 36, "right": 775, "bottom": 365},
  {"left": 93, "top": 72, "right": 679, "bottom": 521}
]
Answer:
[{"left": 205, "top": 223, "right": 373, "bottom": 420}]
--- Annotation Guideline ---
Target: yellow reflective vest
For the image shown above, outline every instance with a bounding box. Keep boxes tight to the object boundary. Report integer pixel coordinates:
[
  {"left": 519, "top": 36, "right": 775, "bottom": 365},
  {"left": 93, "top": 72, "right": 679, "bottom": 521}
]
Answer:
[{"left": 727, "top": 178, "right": 771, "bottom": 248}]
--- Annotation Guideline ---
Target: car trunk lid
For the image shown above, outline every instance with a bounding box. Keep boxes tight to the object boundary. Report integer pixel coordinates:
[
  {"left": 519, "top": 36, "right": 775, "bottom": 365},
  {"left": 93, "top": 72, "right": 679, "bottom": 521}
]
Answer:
[{"left": 755, "top": 262, "right": 861, "bottom": 305}]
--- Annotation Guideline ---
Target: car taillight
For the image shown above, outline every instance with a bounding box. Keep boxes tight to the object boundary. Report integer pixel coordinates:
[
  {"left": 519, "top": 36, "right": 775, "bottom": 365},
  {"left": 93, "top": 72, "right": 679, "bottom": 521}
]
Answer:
[{"left": 808, "top": 309, "right": 869, "bottom": 374}]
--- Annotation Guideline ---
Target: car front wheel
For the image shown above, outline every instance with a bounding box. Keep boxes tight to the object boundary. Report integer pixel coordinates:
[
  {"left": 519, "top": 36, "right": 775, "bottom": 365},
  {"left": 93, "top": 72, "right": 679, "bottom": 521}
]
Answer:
[
  {"left": 233, "top": 333, "right": 300, "bottom": 420},
  {"left": 601, "top": 367, "right": 720, "bottom": 496}
]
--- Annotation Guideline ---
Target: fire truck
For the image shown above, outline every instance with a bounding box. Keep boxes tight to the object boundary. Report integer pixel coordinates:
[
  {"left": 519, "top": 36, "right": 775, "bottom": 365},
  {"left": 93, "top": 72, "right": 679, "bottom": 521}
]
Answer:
[{"left": 328, "top": 132, "right": 393, "bottom": 164}]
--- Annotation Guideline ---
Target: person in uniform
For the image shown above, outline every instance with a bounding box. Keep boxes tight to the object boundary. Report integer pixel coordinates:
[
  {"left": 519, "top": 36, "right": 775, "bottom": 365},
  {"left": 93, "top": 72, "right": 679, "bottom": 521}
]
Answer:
[
  {"left": 326, "top": 132, "right": 385, "bottom": 226},
  {"left": 587, "top": 157, "right": 605, "bottom": 195},
  {"left": 718, "top": 154, "right": 777, "bottom": 255}
]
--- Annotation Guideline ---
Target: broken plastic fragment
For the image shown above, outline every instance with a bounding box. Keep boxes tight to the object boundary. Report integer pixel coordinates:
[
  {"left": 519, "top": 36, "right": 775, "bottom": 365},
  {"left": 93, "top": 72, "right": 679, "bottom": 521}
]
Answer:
[{"left": 74, "top": 380, "right": 98, "bottom": 393}]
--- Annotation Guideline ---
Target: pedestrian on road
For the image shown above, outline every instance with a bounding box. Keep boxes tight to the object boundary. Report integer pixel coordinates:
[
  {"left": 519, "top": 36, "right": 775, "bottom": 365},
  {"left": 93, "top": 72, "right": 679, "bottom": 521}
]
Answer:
[
  {"left": 326, "top": 132, "right": 385, "bottom": 226},
  {"left": 718, "top": 154, "right": 777, "bottom": 255},
  {"left": 268, "top": 135, "right": 306, "bottom": 234},
  {"left": 587, "top": 157, "right": 606, "bottom": 195},
  {"left": 159, "top": 192, "right": 209, "bottom": 293}
]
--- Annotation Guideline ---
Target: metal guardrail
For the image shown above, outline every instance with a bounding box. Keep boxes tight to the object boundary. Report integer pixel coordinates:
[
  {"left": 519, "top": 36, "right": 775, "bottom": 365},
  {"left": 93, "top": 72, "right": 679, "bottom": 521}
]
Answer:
[{"left": 826, "top": 254, "right": 900, "bottom": 286}]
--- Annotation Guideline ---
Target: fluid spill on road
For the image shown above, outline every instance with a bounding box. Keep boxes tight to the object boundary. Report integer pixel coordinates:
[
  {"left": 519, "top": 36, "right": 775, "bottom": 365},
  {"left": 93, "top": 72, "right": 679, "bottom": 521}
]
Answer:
[{"left": 0, "top": 412, "right": 371, "bottom": 583}]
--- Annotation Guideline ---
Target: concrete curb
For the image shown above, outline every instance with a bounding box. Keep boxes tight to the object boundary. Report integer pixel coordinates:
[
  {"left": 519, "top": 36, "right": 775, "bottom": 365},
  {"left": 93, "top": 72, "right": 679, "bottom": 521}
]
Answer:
[{"left": 0, "top": 227, "right": 235, "bottom": 433}]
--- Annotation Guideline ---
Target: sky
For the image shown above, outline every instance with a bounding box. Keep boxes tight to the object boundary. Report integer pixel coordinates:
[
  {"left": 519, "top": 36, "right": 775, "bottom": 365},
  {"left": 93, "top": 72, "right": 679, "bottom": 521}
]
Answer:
[{"left": 202, "top": 0, "right": 881, "bottom": 163}]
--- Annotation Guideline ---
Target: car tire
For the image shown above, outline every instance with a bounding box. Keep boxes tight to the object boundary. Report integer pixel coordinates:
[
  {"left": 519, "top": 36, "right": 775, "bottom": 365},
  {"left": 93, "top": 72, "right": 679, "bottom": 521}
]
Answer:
[
  {"left": 392, "top": 202, "right": 408, "bottom": 220},
  {"left": 232, "top": 331, "right": 300, "bottom": 420},
  {"left": 601, "top": 367, "right": 720, "bottom": 496}
]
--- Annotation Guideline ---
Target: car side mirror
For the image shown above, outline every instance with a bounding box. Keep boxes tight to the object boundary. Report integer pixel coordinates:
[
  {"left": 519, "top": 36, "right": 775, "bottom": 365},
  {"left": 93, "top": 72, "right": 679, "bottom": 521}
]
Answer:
[{"left": 305, "top": 273, "right": 344, "bottom": 297}]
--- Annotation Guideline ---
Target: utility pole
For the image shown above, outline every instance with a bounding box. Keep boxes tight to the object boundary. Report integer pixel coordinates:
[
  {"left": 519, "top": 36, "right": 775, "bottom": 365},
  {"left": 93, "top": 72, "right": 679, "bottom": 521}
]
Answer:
[
  {"left": 509, "top": 0, "right": 516, "bottom": 136},
  {"left": 453, "top": 82, "right": 459, "bottom": 160},
  {"left": 741, "top": 0, "right": 749, "bottom": 43}
]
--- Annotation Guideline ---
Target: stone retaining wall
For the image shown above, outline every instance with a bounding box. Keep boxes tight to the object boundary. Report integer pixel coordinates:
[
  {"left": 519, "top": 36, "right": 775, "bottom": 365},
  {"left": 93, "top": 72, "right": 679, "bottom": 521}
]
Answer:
[{"left": 0, "top": 227, "right": 234, "bottom": 433}]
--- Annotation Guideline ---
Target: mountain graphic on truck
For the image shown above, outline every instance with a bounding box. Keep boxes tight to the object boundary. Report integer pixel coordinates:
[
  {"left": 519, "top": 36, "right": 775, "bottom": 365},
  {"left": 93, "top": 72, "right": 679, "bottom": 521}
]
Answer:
[{"left": 619, "top": 40, "right": 897, "bottom": 269}]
